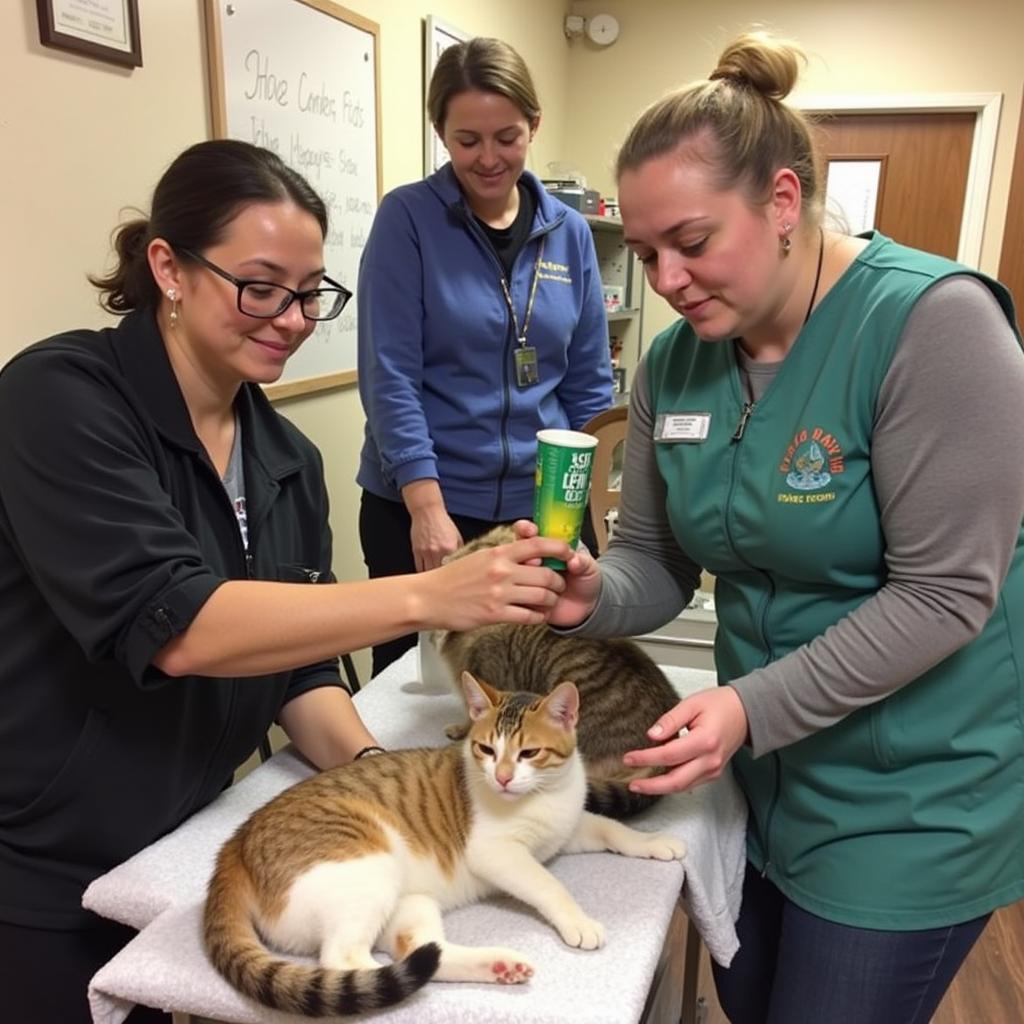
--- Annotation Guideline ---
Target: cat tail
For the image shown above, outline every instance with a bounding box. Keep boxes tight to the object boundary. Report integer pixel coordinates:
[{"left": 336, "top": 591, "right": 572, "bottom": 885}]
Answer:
[
  {"left": 584, "top": 776, "right": 662, "bottom": 819},
  {"left": 203, "top": 838, "right": 441, "bottom": 1017}
]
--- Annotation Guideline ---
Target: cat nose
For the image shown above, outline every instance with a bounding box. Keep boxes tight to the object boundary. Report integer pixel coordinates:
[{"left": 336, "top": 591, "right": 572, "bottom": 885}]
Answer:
[{"left": 496, "top": 769, "right": 514, "bottom": 787}]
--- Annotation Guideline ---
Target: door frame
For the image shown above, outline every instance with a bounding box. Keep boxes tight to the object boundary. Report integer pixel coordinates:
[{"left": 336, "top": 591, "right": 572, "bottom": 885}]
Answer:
[{"left": 794, "top": 92, "right": 1002, "bottom": 268}]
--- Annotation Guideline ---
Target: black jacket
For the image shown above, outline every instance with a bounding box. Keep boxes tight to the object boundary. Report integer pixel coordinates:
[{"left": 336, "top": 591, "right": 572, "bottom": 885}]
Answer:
[{"left": 0, "top": 311, "right": 341, "bottom": 927}]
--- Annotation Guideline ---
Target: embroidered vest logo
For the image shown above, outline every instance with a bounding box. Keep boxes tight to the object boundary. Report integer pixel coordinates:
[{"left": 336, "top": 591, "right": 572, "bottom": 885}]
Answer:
[{"left": 777, "top": 427, "right": 845, "bottom": 504}]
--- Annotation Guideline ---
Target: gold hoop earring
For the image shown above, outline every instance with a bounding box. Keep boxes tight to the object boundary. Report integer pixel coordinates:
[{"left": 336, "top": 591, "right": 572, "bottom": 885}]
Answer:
[
  {"left": 167, "top": 288, "right": 179, "bottom": 328},
  {"left": 780, "top": 222, "right": 793, "bottom": 257}
]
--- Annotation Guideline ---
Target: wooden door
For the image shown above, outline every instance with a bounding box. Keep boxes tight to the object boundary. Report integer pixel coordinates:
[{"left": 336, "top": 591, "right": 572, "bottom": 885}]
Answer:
[
  {"left": 998, "top": 91, "right": 1024, "bottom": 315},
  {"left": 815, "top": 112, "right": 976, "bottom": 259}
]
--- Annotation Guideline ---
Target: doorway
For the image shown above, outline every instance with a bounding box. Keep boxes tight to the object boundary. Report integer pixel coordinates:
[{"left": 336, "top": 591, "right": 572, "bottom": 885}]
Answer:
[
  {"left": 997, "top": 88, "right": 1024, "bottom": 312},
  {"left": 815, "top": 111, "right": 975, "bottom": 259},
  {"left": 794, "top": 92, "right": 1001, "bottom": 269}
]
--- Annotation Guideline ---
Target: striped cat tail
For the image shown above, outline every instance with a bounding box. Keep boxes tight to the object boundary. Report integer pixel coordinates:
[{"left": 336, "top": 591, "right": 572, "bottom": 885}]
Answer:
[
  {"left": 584, "top": 778, "right": 662, "bottom": 819},
  {"left": 203, "top": 837, "right": 441, "bottom": 1016}
]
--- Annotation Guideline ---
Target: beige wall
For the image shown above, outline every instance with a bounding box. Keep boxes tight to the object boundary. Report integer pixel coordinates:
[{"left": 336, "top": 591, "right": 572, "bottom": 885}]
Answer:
[
  {"left": 3, "top": 0, "right": 1023, "bottom": 676},
  {"left": 566, "top": 0, "right": 1024, "bottom": 341},
  {"left": 1, "top": 0, "right": 575, "bottom": 680}
]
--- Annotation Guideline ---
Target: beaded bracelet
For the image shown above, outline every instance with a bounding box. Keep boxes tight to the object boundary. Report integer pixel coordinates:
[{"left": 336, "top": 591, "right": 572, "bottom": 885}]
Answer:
[{"left": 353, "top": 745, "right": 386, "bottom": 760}]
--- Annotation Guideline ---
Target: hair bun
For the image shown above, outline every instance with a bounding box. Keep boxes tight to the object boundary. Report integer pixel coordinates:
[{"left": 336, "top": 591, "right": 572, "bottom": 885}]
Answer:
[{"left": 709, "top": 31, "right": 804, "bottom": 102}]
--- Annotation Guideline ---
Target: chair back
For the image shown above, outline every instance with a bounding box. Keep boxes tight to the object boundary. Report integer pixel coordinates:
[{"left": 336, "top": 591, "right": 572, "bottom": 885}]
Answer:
[{"left": 581, "top": 404, "right": 628, "bottom": 553}]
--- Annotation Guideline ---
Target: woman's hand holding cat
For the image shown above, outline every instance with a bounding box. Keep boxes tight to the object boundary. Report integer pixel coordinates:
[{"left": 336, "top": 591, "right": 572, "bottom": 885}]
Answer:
[
  {"left": 422, "top": 536, "right": 572, "bottom": 630},
  {"left": 622, "top": 686, "right": 750, "bottom": 794}
]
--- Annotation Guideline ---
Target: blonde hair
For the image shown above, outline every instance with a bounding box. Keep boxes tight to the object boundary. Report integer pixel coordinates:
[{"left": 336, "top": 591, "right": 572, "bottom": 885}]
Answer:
[
  {"left": 616, "top": 31, "right": 822, "bottom": 223},
  {"left": 427, "top": 37, "right": 540, "bottom": 134}
]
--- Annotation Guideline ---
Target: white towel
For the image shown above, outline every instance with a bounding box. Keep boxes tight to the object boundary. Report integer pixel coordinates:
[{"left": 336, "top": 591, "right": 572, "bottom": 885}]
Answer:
[
  {"left": 90, "top": 853, "right": 683, "bottom": 1024},
  {"left": 83, "top": 747, "right": 311, "bottom": 931},
  {"left": 85, "top": 650, "right": 746, "bottom": 1023}
]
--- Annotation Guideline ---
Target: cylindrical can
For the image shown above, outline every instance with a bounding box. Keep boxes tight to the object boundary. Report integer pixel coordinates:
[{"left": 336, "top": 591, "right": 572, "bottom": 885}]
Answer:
[{"left": 533, "top": 428, "right": 598, "bottom": 569}]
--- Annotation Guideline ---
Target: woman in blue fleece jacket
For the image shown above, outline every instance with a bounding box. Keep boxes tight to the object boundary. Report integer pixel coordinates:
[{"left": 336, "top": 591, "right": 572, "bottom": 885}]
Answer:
[{"left": 357, "top": 37, "right": 613, "bottom": 674}]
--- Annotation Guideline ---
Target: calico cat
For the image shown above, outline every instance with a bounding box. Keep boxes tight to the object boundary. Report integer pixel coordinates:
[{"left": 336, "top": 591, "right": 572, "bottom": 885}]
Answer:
[
  {"left": 433, "top": 525, "right": 682, "bottom": 819},
  {"left": 203, "top": 673, "right": 685, "bottom": 1018}
]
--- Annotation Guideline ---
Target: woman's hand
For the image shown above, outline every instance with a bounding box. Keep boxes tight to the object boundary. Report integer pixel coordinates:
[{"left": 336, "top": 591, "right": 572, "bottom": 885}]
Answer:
[
  {"left": 510, "top": 519, "right": 602, "bottom": 628},
  {"left": 402, "top": 480, "right": 462, "bottom": 571},
  {"left": 410, "top": 506, "right": 463, "bottom": 572},
  {"left": 550, "top": 543, "right": 603, "bottom": 627},
  {"left": 623, "top": 686, "right": 749, "bottom": 794},
  {"left": 421, "top": 534, "right": 573, "bottom": 632}
]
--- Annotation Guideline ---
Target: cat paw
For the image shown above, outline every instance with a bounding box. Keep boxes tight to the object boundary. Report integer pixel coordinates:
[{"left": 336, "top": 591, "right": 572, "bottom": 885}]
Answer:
[
  {"left": 639, "top": 834, "right": 687, "bottom": 861},
  {"left": 557, "top": 915, "right": 605, "bottom": 950},
  {"left": 444, "top": 721, "right": 470, "bottom": 741},
  {"left": 491, "top": 958, "right": 534, "bottom": 984}
]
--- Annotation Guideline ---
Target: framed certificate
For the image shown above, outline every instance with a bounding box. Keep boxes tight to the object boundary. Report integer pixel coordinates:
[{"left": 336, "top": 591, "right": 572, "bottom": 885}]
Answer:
[
  {"left": 36, "top": 0, "right": 142, "bottom": 68},
  {"left": 423, "top": 15, "right": 469, "bottom": 175}
]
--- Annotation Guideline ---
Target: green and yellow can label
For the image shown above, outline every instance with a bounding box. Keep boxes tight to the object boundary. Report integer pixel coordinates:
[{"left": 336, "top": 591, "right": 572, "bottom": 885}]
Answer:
[{"left": 533, "top": 429, "right": 598, "bottom": 569}]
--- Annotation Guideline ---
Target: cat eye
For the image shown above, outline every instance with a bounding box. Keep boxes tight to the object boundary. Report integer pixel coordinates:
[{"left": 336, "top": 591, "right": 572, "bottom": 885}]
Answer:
[
  {"left": 475, "top": 742, "right": 495, "bottom": 758},
  {"left": 518, "top": 749, "right": 540, "bottom": 760}
]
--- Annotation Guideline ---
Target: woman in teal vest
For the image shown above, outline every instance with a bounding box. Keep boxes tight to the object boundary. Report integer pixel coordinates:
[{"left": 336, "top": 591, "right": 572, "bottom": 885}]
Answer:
[{"left": 546, "top": 30, "right": 1024, "bottom": 1024}]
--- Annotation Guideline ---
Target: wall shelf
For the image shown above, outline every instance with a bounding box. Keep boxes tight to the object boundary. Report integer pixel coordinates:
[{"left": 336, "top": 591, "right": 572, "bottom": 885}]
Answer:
[
  {"left": 584, "top": 213, "right": 625, "bottom": 232},
  {"left": 585, "top": 215, "right": 644, "bottom": 390}
]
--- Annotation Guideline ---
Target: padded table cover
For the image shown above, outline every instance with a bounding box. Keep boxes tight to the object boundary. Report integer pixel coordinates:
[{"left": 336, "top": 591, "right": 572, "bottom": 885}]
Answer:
[{"left": 84, "top": 647, "right": 746, "bottom": 1024}]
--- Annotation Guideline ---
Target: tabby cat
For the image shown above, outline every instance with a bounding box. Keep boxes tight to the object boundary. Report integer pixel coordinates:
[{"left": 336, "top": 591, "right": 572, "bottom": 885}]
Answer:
[
  {"left": 433, "top": 525, "right": 682, "bottom": 819},
  {"left": 203, "top": 673, "right": 685, "bottom": 1017}
]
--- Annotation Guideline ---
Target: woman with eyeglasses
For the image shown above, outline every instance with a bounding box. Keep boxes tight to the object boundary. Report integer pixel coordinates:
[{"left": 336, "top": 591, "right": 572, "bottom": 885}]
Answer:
[
  {"left": 356, "top": 38, "right": 614, "bottom": 675},
  {"left": 0, "top": 138, "right": 574, "bottom": 1024}
]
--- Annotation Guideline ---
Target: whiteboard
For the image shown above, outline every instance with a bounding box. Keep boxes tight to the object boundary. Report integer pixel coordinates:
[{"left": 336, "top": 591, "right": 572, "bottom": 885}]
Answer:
[{"left": 204, "top": 0, "right": 381, "bottom": 398}]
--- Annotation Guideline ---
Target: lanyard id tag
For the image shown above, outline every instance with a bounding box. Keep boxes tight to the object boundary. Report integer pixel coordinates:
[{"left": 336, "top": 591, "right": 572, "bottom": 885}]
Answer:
[
  {"left": 654, "top": 412, "right": 711, "bottom": 442},
  {"left": 514, "top": 345, "right": 540, "bottom": 388}
]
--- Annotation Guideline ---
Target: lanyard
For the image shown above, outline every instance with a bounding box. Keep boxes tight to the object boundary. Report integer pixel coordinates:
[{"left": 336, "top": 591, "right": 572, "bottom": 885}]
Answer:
[{"left": 499, "top": 236, "right": 546, "bottom": 349}]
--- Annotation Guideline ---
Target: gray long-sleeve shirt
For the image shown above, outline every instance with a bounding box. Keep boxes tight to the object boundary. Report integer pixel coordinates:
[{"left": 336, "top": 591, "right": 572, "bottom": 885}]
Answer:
[{"left": 572, "top": 275, "right": 1024, "bottom": 757}]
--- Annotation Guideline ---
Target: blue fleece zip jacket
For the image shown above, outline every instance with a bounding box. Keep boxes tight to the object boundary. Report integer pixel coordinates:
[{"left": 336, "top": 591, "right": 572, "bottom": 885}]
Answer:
[{"left": 356, "top": 165, "right": 613, "bottom": 521}]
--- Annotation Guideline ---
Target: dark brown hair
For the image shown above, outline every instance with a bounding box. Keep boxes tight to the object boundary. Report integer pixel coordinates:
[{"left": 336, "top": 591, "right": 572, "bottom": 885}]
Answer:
[
  {"left": 90, "top": 139, "right": 329, "bottom": 314},
  {"left": 615, "top": 31, "right": 822, "bottom": 223},
  {"left": 426, "top": 37, "right": 540, "bottom": 134}
]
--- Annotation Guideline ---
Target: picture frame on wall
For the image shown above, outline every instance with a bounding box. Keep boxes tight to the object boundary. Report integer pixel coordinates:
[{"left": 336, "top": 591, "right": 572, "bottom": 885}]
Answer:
[
  {"left": 423, "top": 15, "right": 469, "bottom": 175},
  {"left": 36, "top": 0, "right": 143, "bottom": 68}
]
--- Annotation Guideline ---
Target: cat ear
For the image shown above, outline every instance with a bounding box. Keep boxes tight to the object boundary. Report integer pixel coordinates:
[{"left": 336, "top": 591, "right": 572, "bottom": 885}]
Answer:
[
  {"left": 462, "top": 672, "right": 498, "bottom": 720},
  {"left": 543, "top": 682, "right": 579, "bottom": 732}
]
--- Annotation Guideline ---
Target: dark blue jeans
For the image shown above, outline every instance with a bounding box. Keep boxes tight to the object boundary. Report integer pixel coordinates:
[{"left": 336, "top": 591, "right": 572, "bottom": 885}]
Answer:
[{"left": 712, "top": 863, "right": 990, "bottom": 1024}]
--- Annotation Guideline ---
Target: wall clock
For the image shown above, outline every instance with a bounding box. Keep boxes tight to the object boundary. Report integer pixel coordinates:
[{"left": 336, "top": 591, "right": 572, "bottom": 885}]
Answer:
[{"left": 586, "top": 13, "right": 620, "bottom": 46}]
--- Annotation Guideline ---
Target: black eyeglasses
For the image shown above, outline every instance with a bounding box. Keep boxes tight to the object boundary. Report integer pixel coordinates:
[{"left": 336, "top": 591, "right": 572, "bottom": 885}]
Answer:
[{"left": 173, "top": 247, "right": 351, "bottom": 321}]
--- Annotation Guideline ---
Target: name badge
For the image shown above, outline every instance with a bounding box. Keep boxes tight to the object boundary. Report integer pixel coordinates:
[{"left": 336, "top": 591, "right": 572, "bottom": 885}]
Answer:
[
  {"left": 514, "top": 346, "right": 540, "bottom": 388},
  {"left": 654, "top": 412, "right": 711, "bottom": 443}
]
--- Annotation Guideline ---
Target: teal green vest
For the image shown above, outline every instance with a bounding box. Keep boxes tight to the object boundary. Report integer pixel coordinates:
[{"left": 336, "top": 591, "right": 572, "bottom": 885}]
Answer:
[{"left": 646, "top": 233, "right": 1024, "bottom": 928}]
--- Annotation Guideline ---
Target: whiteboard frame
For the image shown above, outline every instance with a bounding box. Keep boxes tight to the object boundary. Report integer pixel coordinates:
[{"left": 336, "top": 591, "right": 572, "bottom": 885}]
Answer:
[
  {"left": 203, "top": 0, "right": 382, "bottom": 400},
  {"left": 422, "top": 15, "right": 469, "bottom": 176}
]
